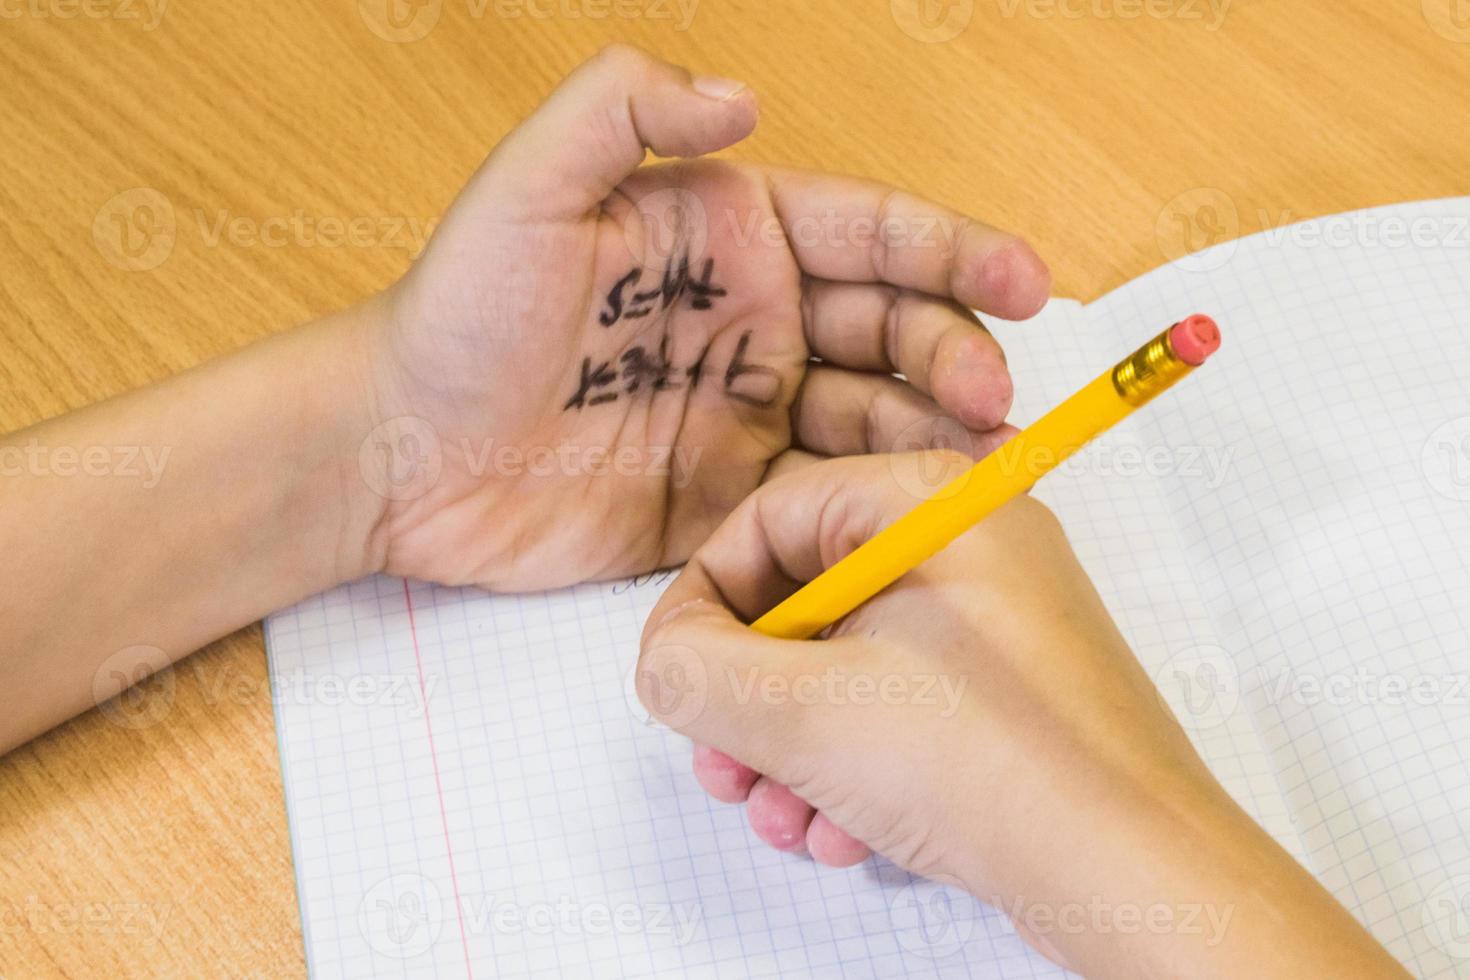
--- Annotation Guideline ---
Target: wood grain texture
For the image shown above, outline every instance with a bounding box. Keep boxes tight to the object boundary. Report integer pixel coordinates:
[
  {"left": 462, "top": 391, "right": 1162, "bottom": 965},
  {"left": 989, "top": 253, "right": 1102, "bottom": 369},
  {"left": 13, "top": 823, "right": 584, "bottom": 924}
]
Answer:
[{"left": 1, "top": 1, "right": 1467, "bottom": 975}]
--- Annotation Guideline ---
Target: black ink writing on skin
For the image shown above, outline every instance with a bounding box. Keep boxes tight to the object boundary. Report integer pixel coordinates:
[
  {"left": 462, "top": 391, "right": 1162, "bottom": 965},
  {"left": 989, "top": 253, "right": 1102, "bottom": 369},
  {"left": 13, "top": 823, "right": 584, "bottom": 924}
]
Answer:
[
  {"left": 620, "top": 334, "right": 678, "bottom": 394},
  {"left": 723, "top": 331, "right": 781, "bottom": 408},
  {"left": 598, "top": 269, "right": 641, "bottom": 326},
  {"left": 599, "top": 255, "right": 727, "bottom": 328},
  {"left": 563, "top": 330, "right": 780, "bottom": 412},
  {"left": 562, "top": 358, "right": 619, "bottom": 411}
]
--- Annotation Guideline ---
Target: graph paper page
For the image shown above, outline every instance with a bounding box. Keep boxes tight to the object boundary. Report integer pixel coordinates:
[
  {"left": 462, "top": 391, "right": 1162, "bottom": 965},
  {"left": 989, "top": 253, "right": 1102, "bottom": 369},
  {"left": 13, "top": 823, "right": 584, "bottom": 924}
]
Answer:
[
  {"left": 1089, "top": 197, "right": 1470, "bottom": 977},
  {"left": 266, "top": 306, "right": 1105, "bottom": 979}
]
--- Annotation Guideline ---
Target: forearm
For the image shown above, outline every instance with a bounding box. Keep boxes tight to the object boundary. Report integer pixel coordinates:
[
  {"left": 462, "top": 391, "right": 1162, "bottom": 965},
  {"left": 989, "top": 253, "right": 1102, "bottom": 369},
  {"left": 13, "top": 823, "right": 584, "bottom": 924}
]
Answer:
[
  {"left": 0, "top": 302, "right": 388, "bottom": 754},
  {"left": 979, "top": 770, "right": 1408, "bottom": 978}
]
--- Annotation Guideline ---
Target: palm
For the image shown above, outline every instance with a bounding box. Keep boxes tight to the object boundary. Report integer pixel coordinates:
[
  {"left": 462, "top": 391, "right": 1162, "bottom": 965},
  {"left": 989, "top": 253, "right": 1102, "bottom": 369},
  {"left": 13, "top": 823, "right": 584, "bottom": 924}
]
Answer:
[
  {"left": 362, "top": 48, "right": 1047, "bottom": 592},
  {"left": 380, "top": 162, "right": 812, "bottom": 588}
]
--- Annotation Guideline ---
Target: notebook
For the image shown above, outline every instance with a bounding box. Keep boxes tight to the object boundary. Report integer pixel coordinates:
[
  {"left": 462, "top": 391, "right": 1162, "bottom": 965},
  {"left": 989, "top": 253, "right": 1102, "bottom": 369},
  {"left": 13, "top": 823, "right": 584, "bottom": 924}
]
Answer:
[{"left": 265, "top": 198, "right": 1470, "bottom": 978}]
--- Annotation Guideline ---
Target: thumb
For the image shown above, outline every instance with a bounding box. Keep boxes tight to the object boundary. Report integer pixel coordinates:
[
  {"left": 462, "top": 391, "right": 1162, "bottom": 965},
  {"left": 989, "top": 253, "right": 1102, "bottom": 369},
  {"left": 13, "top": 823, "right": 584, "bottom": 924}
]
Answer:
[
  {"left": 637, "top": 592, "right": 850, "bottom": 783},
  {"left": 470, "top": 45, "right": 758, "bottom": 222}
]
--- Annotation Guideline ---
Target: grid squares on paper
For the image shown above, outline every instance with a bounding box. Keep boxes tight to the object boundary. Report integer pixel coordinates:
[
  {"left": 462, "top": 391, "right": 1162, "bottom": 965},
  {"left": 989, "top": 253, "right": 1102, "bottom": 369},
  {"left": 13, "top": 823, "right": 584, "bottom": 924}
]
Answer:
[
  {"left": 1092, "top": 197, "right": 1470, "bottom": 978},
  {"left": 265, "top": 202, "right": 1470, "bottom": 979},
  {"left": 267, "top": 572, "right": 1067, "bottom": 979}
]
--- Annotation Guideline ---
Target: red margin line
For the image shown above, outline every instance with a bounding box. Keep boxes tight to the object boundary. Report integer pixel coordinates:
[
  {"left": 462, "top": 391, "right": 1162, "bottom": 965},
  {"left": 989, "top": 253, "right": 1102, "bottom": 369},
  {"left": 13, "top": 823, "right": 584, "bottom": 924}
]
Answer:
[{"left": 403, "top": 578, "right": 474, "bottom": 979}]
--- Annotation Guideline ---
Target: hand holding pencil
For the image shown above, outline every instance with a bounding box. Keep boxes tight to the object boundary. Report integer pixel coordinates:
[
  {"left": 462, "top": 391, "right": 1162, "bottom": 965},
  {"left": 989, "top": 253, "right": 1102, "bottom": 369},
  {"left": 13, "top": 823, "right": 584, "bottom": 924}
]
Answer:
[{"left": 636, "top": 314, "right": 1410, "bottom": 977}]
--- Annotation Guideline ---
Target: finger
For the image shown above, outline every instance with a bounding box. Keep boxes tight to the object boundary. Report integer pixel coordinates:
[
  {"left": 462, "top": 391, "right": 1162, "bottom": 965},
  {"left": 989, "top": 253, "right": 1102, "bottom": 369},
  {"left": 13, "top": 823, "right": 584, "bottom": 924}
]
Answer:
[
  {"left": 761, "top": 448, "right": 827, "bottom": 483},
  {"left": 746, "top": 777, "right": 815, "bottom": 853},
  {"left": 639, "top": 594, "right": 843, "bottom": 777},
  {"left": 470, "top": 45, "right": 758, "bottom": 221},
  {"left": 647, "top": 452, "right": 976, "bottom": 625},
  {"left": 792, "top": 365, "right": 1017, "bottom": 459},
  {"left": 764, "top": 167, "right": 1051, "bottom": 319},
  {"left": 692, "top": 744, "right": 760, "bottom": 804},
  {"left": 806, "top": 813, "right": 871, "bottom": 868},
  {"left": 801, "top": 280, "right": 1014, "bottom": 429},
  {"left": 639, "top": 453, "right": 976, "bottom": 772}
]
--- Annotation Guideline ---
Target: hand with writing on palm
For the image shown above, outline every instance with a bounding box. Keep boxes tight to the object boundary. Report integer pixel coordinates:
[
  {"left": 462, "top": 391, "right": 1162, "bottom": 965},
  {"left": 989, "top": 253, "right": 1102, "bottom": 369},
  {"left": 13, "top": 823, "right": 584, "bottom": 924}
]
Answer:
[{"left": 357, "top": 45, "right": 1050, "bottom": 591}]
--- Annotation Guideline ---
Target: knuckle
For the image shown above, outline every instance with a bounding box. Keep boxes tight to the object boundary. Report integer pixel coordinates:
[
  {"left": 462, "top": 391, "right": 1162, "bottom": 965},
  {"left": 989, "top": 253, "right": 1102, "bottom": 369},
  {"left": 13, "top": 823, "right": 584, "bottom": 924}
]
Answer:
[
  {"left": 593, "top": 42, "right": 656, "bottom": 81},
  {"left": 1007, "top": 494, "right": 1064, "bottom": 533},
  {"left": 923, "top": 447, "right": 973, "bottom": 480}
]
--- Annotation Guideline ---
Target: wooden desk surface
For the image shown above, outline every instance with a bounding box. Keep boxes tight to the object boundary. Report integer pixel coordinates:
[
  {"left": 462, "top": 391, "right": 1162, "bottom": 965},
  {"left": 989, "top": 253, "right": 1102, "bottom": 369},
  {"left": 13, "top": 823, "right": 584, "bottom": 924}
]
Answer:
[{"left": 2, "top": 1, "right": 1467, "bottom": 974}]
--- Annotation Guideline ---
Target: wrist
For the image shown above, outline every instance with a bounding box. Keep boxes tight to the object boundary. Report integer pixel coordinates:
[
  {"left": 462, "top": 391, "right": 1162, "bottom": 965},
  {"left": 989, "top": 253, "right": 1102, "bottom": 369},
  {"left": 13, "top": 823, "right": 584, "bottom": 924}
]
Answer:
[
  {"left": 967, "top": 769, "right": 1401, "bottom": 978},
  {"left": 281, "top": 295, "right": 398, "bottom": 585}
]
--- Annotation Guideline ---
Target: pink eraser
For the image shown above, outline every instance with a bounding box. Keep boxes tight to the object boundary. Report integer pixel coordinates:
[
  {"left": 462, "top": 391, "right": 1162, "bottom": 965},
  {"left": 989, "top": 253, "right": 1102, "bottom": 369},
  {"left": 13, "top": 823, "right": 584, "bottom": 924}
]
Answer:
[{"left": 1169, "top": 314, "right": 1221, "bottom": 366}]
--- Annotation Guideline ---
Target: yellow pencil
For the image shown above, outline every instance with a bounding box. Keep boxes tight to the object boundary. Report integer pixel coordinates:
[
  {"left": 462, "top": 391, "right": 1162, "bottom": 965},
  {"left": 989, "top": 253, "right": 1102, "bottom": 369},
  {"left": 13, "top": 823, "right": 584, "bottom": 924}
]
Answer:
[{"left": 751, "top": 315, "right": 1223, "bottom": 640}]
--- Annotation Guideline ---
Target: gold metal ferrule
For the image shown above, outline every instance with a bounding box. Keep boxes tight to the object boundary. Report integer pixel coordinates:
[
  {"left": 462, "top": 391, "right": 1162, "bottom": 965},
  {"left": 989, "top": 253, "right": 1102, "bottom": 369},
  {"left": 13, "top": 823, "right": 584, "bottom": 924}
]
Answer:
[{"left": 1111, "top": 325, "right": 1194, "bottom": 407}]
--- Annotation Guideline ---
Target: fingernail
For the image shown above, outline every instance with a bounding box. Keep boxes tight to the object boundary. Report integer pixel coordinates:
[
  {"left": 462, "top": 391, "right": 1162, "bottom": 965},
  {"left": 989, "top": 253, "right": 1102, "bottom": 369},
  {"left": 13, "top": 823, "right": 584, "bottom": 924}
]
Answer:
[
  {"left": 647, "top": 597, "right": 717, "bottom": 637},
  {"left": 692, "top": 74, "right": 748, "bottom": 101}
]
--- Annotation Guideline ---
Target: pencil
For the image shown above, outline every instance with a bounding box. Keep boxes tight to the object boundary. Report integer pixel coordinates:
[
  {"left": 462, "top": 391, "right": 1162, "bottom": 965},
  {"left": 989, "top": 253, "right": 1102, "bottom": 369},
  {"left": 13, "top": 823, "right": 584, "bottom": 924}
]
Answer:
[{"left": 750, "top": 315, "right": 1223, "bottom": 640}]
